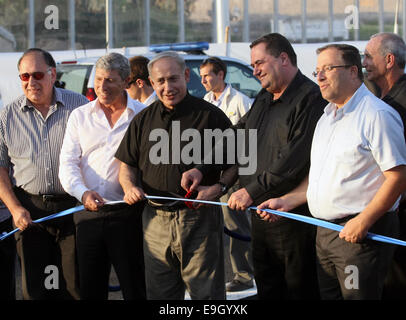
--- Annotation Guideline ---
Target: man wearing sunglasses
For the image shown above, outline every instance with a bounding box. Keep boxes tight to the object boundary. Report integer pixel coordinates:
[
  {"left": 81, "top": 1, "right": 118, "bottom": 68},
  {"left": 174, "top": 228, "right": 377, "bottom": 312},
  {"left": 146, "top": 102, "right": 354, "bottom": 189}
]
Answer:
[{"left": 0, "top": 48, "right": 88, "bottom": 299}]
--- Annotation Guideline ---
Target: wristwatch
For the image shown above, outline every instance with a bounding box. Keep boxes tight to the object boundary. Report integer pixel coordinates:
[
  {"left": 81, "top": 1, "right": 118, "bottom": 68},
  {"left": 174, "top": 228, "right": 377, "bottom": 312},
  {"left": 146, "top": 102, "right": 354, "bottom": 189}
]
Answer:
[{"left": 217, "top": 181, "right": 228, "bottom": 195}]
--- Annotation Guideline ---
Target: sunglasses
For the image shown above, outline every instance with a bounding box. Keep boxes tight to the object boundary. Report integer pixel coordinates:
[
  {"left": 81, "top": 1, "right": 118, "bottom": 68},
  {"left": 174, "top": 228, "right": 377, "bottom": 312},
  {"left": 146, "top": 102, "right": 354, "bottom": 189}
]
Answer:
[{"left": 19, "top": 68, "right": 51, "bottom": 81}]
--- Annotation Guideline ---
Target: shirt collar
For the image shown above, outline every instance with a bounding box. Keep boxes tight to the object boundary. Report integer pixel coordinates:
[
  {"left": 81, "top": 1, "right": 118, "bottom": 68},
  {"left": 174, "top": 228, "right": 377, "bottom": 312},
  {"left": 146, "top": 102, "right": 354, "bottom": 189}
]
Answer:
[
  {"left": 384, "top": 74, "right": 406, "bottom": 100},
  {"left": 21, "top": 86, "right": 63, "bottom": 111},
  {"left": 271, "top": 70, "right": 303, "bottom": 103},
  {"left": 143, "top": 91, "right": 157, "bottom": 106},
  {"left": 324, "top": 83, "right": 366, "bottom": 121},
  {"left": 91, "top": 91, "right": 136, "bottom": 114},
  {"left": 219, "top": 83, "right": 232, "bottom": 101},
  {"left": 158, "top": 92, "right": 191, "bottom": 116}
]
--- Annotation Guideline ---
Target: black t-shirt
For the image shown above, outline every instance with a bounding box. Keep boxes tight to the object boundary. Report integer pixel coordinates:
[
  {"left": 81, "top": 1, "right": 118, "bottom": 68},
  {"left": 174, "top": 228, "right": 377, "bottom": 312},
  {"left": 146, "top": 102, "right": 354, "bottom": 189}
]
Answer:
[{"left": 115, "top": 93, "right": 231, "bottom": 198}]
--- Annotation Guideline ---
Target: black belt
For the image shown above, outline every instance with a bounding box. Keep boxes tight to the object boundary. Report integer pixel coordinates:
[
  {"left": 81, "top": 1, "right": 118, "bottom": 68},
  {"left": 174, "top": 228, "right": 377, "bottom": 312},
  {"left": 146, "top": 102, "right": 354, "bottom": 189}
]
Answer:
[
  {"left": 147, "top": 198, "right": 187, "bottom": 212},
  {"left": 327, "top": 210, "right": 398, "bottom": 225},
  {"left": 96, "top": 202, "right": 130, "bottom": 212},
  {"left": 14, "top": 187, "right": 75, "bottom": 203}
]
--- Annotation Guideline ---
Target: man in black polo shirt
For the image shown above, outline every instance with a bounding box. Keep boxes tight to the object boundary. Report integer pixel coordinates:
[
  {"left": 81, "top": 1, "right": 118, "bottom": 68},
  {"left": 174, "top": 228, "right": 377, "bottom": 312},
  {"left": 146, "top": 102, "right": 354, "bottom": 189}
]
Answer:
[
  {"left": 363, "top": 32, "right": 406, "bottom": 299},
  {"left": 115, "top": 51, "right": 231, "bottom": 300},
  {"left": 182, "top": 33, "right": 327, "bottom": 299}
]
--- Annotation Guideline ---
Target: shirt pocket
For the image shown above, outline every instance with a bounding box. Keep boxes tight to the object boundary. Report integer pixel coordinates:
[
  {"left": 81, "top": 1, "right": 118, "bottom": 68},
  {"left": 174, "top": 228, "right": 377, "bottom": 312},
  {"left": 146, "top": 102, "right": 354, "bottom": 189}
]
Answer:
[
  {"left": 332, "top": 130, "right": 360, "bottom": 164},
  {"left": 227, "top": 111, "right": 239, "bottom": 125},
  {"left": 7, "top": 138, "right": 35, "bottom": 162}
]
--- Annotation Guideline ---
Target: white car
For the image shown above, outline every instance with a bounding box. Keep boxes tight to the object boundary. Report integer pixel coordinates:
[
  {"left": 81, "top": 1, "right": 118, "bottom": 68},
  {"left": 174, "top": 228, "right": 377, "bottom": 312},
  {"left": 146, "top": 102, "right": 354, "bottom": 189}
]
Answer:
[{"left": 55, "top": 42, "right": 261, "bottom": 101}]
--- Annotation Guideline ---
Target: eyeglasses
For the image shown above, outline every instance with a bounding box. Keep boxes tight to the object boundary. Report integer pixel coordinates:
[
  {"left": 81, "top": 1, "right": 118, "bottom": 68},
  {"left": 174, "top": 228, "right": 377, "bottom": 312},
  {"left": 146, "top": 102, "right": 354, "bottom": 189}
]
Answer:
[
  {"left": 312, "top": 65, "right": 352, "bottom": 78},
  {"left": 19, "top": 68, "right": 51, "bottom": 81}
]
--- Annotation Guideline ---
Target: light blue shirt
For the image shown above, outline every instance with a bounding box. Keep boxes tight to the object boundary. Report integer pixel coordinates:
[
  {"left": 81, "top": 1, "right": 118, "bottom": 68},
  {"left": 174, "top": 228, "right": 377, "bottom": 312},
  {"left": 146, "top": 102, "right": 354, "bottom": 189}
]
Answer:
[{"left": 307, "top": 84, "right": 406, "bottom": 220}]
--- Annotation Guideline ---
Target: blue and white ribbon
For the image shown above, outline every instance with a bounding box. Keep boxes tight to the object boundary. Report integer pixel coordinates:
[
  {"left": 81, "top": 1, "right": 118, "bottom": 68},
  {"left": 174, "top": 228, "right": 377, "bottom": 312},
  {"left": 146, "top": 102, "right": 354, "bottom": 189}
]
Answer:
[{"left": 1, "top": 196, "right": 406, "bottom": 247}]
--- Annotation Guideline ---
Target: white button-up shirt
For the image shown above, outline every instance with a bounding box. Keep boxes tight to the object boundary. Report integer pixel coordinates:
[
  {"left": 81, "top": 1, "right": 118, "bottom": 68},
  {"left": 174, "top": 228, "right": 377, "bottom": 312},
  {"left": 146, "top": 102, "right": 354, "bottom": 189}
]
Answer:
[
  {"left": 142, "top": 91, "right": 158, "bottom": 106},
  {"left": 204, "top": 84, "right": 252, "bottom": 125},
  {"left": 59, "top": 92, "right": 146, "bottom": 202},
  {"left": 307, "top": 84, "right": 406, "bottom": 221}
]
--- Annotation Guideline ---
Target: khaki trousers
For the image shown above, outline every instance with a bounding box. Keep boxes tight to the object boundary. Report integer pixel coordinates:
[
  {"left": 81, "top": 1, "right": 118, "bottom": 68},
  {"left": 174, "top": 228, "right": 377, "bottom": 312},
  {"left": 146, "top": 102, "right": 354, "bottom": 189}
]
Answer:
[
  {"left": 221, "top": 187, "right": 253, "bottom": 284},
  {"left": 142, "top": 204, "right": 225, "bottom": 300}
]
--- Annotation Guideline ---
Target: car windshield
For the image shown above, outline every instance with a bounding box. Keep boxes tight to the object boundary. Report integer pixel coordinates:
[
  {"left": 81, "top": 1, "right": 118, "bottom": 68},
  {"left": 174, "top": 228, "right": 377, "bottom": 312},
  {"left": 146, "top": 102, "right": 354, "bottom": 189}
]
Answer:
[
  {"left": 186, "top": 60, "right": 260, "bottom": 99},
  {"left": 56, "top": 64, "right": 92, "bottom": 94}
]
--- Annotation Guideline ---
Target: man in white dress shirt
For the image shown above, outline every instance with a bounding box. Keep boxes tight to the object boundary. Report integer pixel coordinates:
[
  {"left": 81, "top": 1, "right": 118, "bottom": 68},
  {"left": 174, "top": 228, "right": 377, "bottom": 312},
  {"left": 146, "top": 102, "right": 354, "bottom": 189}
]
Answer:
[
  {"left": 59, "top": 53, "right": 146, "bottom": 300},
  {"left": 257, "top": 44, "right": 406, "bottom": 299},
  {"left": 126, "top": 56, "right": 157, "bottom": 106},
  {"left": 200, "top": 57, "right": 254, "bottom": 292}
]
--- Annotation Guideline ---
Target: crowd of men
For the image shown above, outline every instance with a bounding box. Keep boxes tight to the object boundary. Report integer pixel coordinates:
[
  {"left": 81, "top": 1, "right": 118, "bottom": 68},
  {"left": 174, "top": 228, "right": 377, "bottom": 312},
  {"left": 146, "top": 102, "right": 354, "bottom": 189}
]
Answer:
[{"left": 0, "top": 31, "right": 406, "bottom": 300}]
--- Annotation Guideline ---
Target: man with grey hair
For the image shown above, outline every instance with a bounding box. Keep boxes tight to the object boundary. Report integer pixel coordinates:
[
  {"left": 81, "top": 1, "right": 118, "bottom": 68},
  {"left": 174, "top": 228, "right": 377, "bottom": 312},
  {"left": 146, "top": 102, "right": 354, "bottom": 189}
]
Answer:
[
  {"left": 363, "top": 32, "right": 406, "bottom": 129},
  {"left": 115, "top": 51, "right": 231, "bottom": 299},
  {"left": 59, "top": 52, "right": 146, "bottom": 299},
  {"left": 363, "top": 32, "right": 406, "bottom": 299}
]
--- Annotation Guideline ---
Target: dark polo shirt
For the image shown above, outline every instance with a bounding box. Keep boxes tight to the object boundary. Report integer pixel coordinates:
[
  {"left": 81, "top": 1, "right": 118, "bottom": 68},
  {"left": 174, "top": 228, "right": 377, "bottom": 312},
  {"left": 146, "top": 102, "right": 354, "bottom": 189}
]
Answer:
[{"left": 115, "top": 93, "right": 231, "bottom": 198}]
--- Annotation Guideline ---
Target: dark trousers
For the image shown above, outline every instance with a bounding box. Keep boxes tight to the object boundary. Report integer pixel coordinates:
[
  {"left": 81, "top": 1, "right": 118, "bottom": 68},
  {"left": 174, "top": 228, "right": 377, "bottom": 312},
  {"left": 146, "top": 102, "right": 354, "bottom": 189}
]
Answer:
[
  {"left": 14, "top": 188, "right": 79, "bottom": 300},
  {"left": 316, "top": 212, "right": 399, "bottom": 300},
  {"left": 383, "top": 205, "right": 406, "bottom": 299},
  {"left": 0, "top": 217, "right": 16, "bottom": 300},
  {"left": 74, "top": 203, "right": 146, "bottom": 300},
  {"left": 251, "top": 204, "right": 319, "bottom": 300}
]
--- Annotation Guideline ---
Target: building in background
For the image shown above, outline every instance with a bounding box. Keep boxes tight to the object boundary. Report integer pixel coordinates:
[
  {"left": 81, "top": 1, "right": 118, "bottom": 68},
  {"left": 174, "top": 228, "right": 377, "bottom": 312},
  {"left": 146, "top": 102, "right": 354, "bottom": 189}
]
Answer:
[{"left": 0, "top": 0, "right": 403, "bottom": 52}]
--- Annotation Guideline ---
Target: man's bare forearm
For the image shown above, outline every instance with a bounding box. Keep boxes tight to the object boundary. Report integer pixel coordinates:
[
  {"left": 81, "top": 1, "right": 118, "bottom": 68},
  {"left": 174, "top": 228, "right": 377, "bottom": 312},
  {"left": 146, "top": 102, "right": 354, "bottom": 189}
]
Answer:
[
  {"left": 280, "top": 175, "right": 309, "bottom": 209},
  {"left": 358, "top": 166, "right": 406, "bottom": 229},
  {"left": 118, "top": 162, "right": 141, "bottom": 192}
]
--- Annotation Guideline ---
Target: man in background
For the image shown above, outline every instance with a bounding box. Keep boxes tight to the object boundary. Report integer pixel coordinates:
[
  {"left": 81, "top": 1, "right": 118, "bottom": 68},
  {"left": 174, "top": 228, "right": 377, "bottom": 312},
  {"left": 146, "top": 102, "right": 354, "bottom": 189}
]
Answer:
[
  {"left": 363, "top": 32, "right": 406, "bottom": 299},
  {"left": 126, "top": 56, "right": 157, "bottom": 106},
  {"left": 200, "top": 56, "right": 254, "bottom": 292}
]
